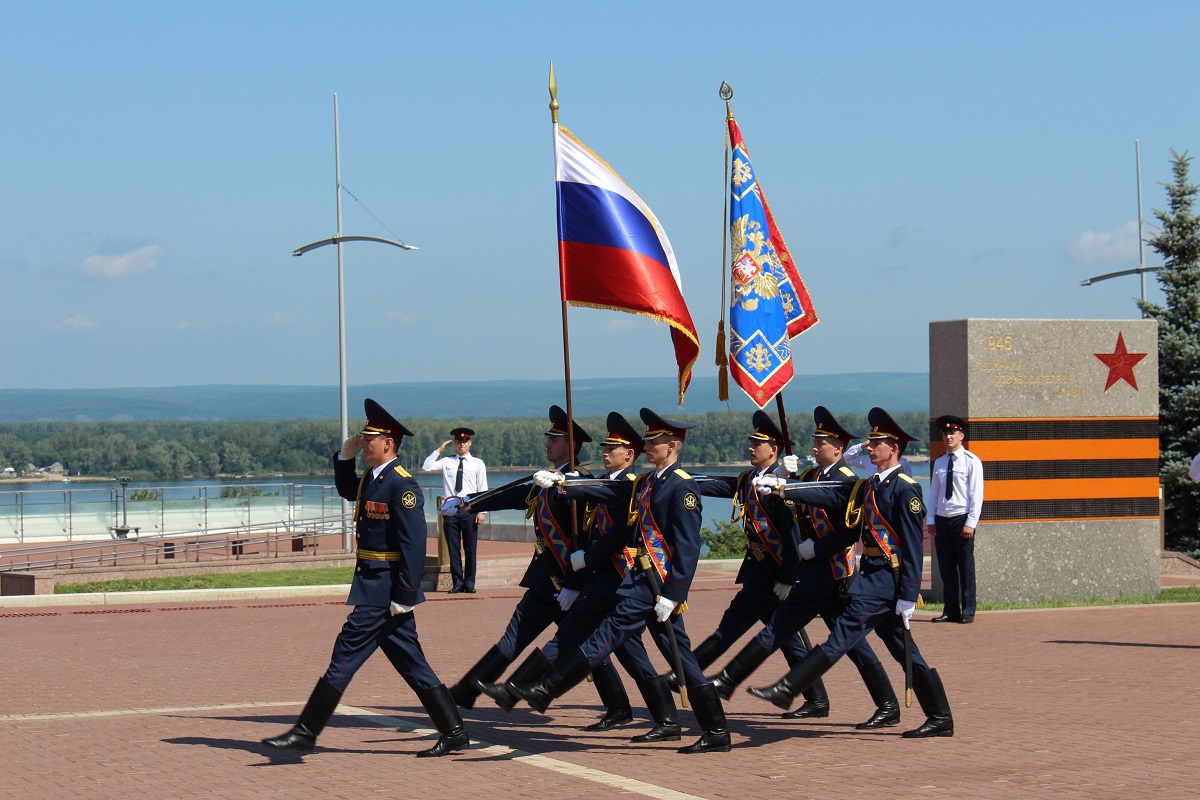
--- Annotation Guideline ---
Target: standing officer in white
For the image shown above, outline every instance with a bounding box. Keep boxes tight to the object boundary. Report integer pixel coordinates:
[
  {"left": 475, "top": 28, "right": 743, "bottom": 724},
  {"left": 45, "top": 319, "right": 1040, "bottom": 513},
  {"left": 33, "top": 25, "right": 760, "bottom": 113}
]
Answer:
[
  {"left": 423, "top": 427, "right": 488, "bottom": 593},
  {"left": 926, "top": 415, "right": 984, "bottom": 624}
]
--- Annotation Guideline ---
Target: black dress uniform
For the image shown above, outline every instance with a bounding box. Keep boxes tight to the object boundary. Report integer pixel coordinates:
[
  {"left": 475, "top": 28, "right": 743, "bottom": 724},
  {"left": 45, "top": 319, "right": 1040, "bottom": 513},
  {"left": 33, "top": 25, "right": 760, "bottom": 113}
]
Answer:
[
  {"left": 734, "top": 407, "right": 899, "bottom": 727},
  {"left": 262, "top": 399, "right": 468, "bottom": 757},
  {"left": 508, "top": 409, "right": 732, "bottom": 755},
  {"left": 685, "top": 410, "right": 817, "bottom": 703},
  {"left": 478, "top": 413, "right": 675, "bottom": 742},
  {"left": 445, "top": 406, "right": 629, "bottom": 723},
  {"left": 748, "top": 408, "right": 954, "bottom": 738}
]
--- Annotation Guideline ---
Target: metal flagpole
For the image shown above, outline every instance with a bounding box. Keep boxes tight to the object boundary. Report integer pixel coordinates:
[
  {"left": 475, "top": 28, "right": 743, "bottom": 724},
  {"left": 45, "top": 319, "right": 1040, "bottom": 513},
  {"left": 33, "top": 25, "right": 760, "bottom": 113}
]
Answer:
[
  {"left": 1136, "top": 139, "right": 1147, "bottom": 317},
  {"left": 292, "top": 93, "right": 419, "bottom": 551},
  {"left": 549, "top": 62, "right": 581, "bottom": 554}
]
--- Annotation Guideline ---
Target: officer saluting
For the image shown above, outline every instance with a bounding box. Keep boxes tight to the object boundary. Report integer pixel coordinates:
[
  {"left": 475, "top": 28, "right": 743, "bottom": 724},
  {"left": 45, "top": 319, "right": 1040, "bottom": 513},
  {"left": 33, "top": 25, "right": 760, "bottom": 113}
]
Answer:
[
  {"left": 748, "top": 408, "right": 954, "bottom": 739},
  {"left": 262, "top": 399, "right": 469, "bottom": 757}
]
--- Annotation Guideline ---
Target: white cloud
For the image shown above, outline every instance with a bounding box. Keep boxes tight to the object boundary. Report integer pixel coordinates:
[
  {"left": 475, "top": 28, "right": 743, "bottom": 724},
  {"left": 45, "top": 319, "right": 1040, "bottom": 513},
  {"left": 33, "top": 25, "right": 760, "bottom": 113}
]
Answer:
[
  {"left": 1065, "top": 221, "right": 1139, "bottom": 265},
  {"left": 385, "top": 310, "right": 419, "bottom": 326},
  {"left": 57, "top": 316, "right": 99, "bottom": 332},
  {"left": 605, "top": 317, "right": 637, "bottom": 332},
  {"left": 263, "top": 312, "right": 295, "bottom": 327},
  {"left": 80, "top": 244, "right": 163, "bottom": 279}
]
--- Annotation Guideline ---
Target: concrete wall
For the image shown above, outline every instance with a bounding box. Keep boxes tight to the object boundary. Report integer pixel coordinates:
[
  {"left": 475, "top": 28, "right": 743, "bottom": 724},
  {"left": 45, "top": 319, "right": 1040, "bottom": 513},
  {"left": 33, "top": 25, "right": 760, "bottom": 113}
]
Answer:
[{"left": 929, "top": 318, "right": 1160, "bottom": 603}]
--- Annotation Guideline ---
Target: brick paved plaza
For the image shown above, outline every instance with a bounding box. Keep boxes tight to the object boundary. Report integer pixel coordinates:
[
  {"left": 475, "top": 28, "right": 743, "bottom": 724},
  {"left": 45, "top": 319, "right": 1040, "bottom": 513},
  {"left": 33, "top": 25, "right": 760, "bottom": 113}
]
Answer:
[{"left": 2, "top": 563, "right": 1197, "bottom": 800}]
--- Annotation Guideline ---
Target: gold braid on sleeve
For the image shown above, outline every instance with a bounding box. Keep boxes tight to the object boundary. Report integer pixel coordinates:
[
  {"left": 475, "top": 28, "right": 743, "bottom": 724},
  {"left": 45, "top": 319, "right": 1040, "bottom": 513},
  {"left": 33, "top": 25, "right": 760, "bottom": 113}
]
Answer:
[{"left": 845, "top": 479, "right": 868, "bottom": 529}]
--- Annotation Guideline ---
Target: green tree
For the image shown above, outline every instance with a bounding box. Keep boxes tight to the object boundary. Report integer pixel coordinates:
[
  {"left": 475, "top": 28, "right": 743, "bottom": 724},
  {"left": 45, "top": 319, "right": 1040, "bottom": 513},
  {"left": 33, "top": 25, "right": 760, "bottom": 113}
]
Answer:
[
  {"left": 700, "top": 518, "right": 746, "bottom": 559},
  {"left": 1138, "top": 149, "right": 1200, "bottom": 554}
]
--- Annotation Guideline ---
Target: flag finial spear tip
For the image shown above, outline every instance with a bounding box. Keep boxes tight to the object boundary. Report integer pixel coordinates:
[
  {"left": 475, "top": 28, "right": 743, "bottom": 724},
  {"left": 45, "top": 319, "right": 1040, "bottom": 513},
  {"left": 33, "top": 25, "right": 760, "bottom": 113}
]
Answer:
[
  {"left": 720, "top": 81, "right": 734, "bottom": 120},
  {"left": 549, "top": 61, "right": 559, "bottom": 124}
]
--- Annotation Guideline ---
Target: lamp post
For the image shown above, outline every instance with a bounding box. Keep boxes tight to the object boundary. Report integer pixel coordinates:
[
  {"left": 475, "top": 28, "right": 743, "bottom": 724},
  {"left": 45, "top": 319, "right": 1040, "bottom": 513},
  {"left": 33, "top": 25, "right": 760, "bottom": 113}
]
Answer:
[
  {"left": 293, "top": 93, "right": 417, "bottom": 550},
  {"left": 1081, "top": 140, "right": 1160, "bottom": 316},
  {"left": 113, "top": 476, "right": 132, "bottom": 539}
]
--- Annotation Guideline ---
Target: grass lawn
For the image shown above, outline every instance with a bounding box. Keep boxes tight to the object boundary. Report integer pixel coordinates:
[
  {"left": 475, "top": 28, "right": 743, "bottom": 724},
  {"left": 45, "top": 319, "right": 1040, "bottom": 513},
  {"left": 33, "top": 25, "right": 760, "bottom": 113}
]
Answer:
[
  {"left": 55, "top": 568, "right": 1200, "bottom": 607},
  {"left": 56, "top": 567, "right": 354, "bottom": 594}
]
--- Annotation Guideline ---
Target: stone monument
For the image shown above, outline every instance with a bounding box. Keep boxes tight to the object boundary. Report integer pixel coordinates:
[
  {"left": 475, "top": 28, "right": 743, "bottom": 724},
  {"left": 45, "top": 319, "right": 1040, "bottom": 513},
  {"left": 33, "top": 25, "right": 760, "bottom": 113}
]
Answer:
[{"left": 928, "top": 318, "right": 1159, "bottom": 603}]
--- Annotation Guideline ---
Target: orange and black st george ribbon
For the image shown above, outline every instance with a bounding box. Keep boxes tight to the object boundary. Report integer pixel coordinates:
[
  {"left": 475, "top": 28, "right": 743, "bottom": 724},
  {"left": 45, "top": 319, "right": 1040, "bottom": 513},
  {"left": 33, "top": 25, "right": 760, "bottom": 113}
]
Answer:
[{"left": 929, "top": 418, "right": 1160, "bottom": 522}]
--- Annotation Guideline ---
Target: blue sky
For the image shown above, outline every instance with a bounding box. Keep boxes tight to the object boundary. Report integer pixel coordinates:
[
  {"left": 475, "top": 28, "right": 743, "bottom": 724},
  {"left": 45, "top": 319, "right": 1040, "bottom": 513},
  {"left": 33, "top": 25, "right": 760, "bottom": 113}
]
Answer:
[{"left": 2, "top": 1, "right": 1195, "bottom": 392}]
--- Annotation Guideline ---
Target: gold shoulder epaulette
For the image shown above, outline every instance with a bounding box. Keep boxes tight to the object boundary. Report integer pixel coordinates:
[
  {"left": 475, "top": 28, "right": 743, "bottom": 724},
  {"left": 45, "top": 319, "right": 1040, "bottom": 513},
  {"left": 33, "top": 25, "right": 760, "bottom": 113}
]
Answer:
[
  {"left": 393, "top": 464, "right": 411, "bottom": 478},
  {"left": 898, "top": 473, "right": 918, "bottom": 484},
  {"left": 674, "top": 468, "right": 692, "bottom": 480},
  {"left": 838, "top": 466, "right": 856, "bottom": 477},
  {"left": 624, "top": 472, "right": 638, "bottom": 481}
]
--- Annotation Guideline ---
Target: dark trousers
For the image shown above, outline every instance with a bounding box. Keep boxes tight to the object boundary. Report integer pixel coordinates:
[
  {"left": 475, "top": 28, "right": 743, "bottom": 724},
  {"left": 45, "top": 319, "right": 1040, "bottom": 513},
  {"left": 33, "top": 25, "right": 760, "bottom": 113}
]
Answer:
[
  {"left": 934, "top": 514, "right": 975, "bottom": 618},
  {"left": 496, "top": 587, "right": 564, "bottom": 661},
  {"left": 580, "top": 589, "right": 706, "bottom": 686},
  {"left": 323, "top": 605, "right": 441, "bottom": 693},
  {"left": 755, "top": 593, "right": 882, "bottom": 668},
  {"left": 707, "top": 568, "right": 780, "bottom": 652},
  {"left": 444, "top": 510, "right": 479, "bottom": 590},
  {"left": 820, "top": 593, "right": 929, "bottom": 674},
  {"left": 542, "top": 582, "right": 657, "bottom": 679}
]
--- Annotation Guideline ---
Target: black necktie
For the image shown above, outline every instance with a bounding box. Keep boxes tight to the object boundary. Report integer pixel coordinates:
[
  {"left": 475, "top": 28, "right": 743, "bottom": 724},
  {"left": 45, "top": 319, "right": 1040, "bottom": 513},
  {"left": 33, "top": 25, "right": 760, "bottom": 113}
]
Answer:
[
  {"left": 944, "top": 453, "right": 955, "bottom": 501},
  {"left": 455, "top": 457, "right": 465, "bottom": 494}
]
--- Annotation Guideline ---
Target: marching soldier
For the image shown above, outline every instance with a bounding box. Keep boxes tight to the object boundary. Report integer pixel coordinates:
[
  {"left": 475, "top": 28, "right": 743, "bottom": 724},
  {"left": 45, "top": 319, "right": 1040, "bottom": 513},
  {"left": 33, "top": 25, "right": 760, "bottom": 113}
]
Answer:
[
  {"left": 748, "top": 407, "right": 954, "bottom": 738},
  {"left": 720, "top": 406, "right": 900, "bottom": 727},
  {"left": 479, "top": 412, "right": 682, "bottom": 743},
  {"left": 679, "top": 410, "right": 828, "bottom": 712},
  {"left": 508, "top": 408, "right": 731, "bottom": 754},
  {"left": 441, "top": 406, "right": 631, "bottom": 724},
  {"left": 261, "top": 399, "right": 468, "bottom": 757}
]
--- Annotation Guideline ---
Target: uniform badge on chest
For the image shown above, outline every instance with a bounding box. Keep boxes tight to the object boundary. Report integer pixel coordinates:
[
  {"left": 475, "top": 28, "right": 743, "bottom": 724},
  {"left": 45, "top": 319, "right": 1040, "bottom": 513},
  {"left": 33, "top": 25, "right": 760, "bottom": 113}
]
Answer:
[{"left": 365, "top": 501, "right": 391, "bottom": 520}]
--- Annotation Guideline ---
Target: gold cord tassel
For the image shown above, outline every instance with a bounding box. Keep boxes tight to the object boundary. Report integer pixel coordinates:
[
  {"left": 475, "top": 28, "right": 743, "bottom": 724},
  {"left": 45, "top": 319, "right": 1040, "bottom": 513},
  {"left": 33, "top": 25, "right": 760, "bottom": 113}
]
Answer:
[{"left": 715, "top": 320, "right": 729, "bottom": 401}]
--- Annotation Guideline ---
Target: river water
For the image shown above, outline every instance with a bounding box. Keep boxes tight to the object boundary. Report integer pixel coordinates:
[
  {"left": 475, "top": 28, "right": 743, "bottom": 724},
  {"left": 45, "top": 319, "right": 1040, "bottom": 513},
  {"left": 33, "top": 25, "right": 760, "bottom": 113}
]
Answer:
[{"left": 0, "top": 466, "right": 929, "bottom": 546}]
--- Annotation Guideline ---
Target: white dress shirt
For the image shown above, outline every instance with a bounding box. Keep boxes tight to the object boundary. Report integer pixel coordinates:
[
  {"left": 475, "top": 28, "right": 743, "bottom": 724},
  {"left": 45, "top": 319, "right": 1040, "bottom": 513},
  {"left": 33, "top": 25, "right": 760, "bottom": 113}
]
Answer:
[
  {"left": 422, "top": 450, "right": 488, "bottom": 499},
  {"left": 926, "top": 447, "right": 984, "bottom": 527}
]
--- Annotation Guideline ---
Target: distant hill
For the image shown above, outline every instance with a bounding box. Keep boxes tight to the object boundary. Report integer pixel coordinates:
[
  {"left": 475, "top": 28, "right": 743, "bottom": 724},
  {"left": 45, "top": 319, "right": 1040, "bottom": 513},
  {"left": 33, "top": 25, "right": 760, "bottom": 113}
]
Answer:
[{"left": 0, "top": 373, "right": 928, "bottom": 422}]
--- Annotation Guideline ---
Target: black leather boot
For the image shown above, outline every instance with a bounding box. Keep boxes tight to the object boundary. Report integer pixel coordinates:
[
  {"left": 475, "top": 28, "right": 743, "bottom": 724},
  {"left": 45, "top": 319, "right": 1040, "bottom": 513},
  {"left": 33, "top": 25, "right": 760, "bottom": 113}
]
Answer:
[
  {"left": 902, "top": 668, "right": 954, "bottom": 738},
  {"left": 781, "top": 678, "right": 830, "bottom": 719},
  {"left": 667, "top": 635, "right": 722, "bottom": 692},
  {"left": 710, "top": 638, "right": 771, "bottom": 701},
  {"left": 747, "top": 646, "right": 833, "bottom": 711},
  {"left": 854, "top": 660, "right": 901, "bottom": 729},
  {"left": 449, "top": 645, "right": 511, "bottom": 709},
  {"left": 477, "top": 648, "right": 550, "bottom": 712},
  {"left": 510, "top": 646, "right": 592, "bottom": 714},
  {"left": 415, "top": 684, "right": 471, "bottom": 757},
  {"left": 262, "top": 677, "right": 342, "bottom": 751},
  {"left": 677, "top": 683, "right": 731, "bottom": 754},
  {"left": 630, "top": 676, "right": 681, "bottom": 743},
  {"left": 583, "top": 660, "right": 634, "bottom": 731}
]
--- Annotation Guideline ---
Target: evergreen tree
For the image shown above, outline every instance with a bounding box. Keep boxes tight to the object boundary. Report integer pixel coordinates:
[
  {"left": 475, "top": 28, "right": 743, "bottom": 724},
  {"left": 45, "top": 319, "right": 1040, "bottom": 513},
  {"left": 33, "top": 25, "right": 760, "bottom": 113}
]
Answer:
[{"left": 1138, "top": 149, "right": 1200, "bottom": 554}]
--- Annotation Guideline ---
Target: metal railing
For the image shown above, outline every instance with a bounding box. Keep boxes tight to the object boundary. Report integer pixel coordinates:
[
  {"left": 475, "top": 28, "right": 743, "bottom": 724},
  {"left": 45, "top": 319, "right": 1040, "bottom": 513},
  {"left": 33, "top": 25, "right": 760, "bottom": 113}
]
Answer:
[{"left": 0, "top": 515, "right": 351, "bottom": 573}]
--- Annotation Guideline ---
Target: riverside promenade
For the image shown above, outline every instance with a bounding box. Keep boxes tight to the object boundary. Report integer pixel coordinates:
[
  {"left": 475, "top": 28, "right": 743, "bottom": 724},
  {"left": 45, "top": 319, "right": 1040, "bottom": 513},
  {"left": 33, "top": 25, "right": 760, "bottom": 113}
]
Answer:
[{"left": 1, "top": 543, "right": 1197, "bottom": 800}]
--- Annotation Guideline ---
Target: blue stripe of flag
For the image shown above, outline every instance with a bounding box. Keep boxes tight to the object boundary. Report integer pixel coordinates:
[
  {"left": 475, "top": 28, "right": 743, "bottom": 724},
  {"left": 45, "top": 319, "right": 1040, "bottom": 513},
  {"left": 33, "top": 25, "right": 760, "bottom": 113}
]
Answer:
[{"left": 557, "top": 181, "right": 670, "bottom": 271}]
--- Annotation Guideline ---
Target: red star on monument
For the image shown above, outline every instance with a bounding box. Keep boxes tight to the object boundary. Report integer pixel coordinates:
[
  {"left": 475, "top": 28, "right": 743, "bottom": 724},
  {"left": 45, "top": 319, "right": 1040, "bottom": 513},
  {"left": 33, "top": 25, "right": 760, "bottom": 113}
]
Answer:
[{"left": 1094, "top": 331, "right": 1147, "bottom": 391}]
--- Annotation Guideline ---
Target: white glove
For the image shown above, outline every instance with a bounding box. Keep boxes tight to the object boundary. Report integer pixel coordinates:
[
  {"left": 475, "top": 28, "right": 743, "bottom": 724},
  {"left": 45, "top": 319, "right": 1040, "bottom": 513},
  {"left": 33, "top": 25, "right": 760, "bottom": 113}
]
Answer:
[
  {"left": 798, "top": 539, "right": 816, "bottom": 560},
  {"left": 782, "top": 454, "right": 800, "bottom": 474},
  {"left": 533, "top": 470, "right": 564, "bottom": 488},
  {"left": 895, "top": 598, "right": 916, "bottom": 630},
  {"left": 1190, "top": 453, "right": 1200, "bottom": 482},
  {"left": 439, "top": 497, "right": 463, "bottom": 516},
  {"left": 570, "top": 550, "right": 587, "bottom": 572},
  {"left": 773, "top": 582, "right": 792, "bottom": 601},
  {"left": 556, "top": 587, "right": 580, "bottom": 611},
  {"left": 339, "top": 435, "right": 363, "bottom": 460},
  {"left": 654, "top": 597, "right": 677, "bottom": 622},
  {"left": 389, "top": 601, "right": 414, "bottom": 616},
  {"left": 753, "top": 474, "right": 785, "bottom": 496}
]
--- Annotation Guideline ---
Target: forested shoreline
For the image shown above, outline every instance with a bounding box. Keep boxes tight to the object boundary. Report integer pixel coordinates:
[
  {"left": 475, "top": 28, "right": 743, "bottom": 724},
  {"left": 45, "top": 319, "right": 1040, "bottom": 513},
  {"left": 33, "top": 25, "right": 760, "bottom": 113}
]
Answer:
[{"left": 0, "top": 410, "right": 931, "bottom": 481}]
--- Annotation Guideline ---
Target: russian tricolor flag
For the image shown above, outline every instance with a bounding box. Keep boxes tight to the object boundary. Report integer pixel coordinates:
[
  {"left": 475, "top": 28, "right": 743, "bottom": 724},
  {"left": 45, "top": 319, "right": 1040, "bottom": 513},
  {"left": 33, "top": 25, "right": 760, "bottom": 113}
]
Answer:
[{"left": 554, "top": 125, "right": 700, "bottom": 403}]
